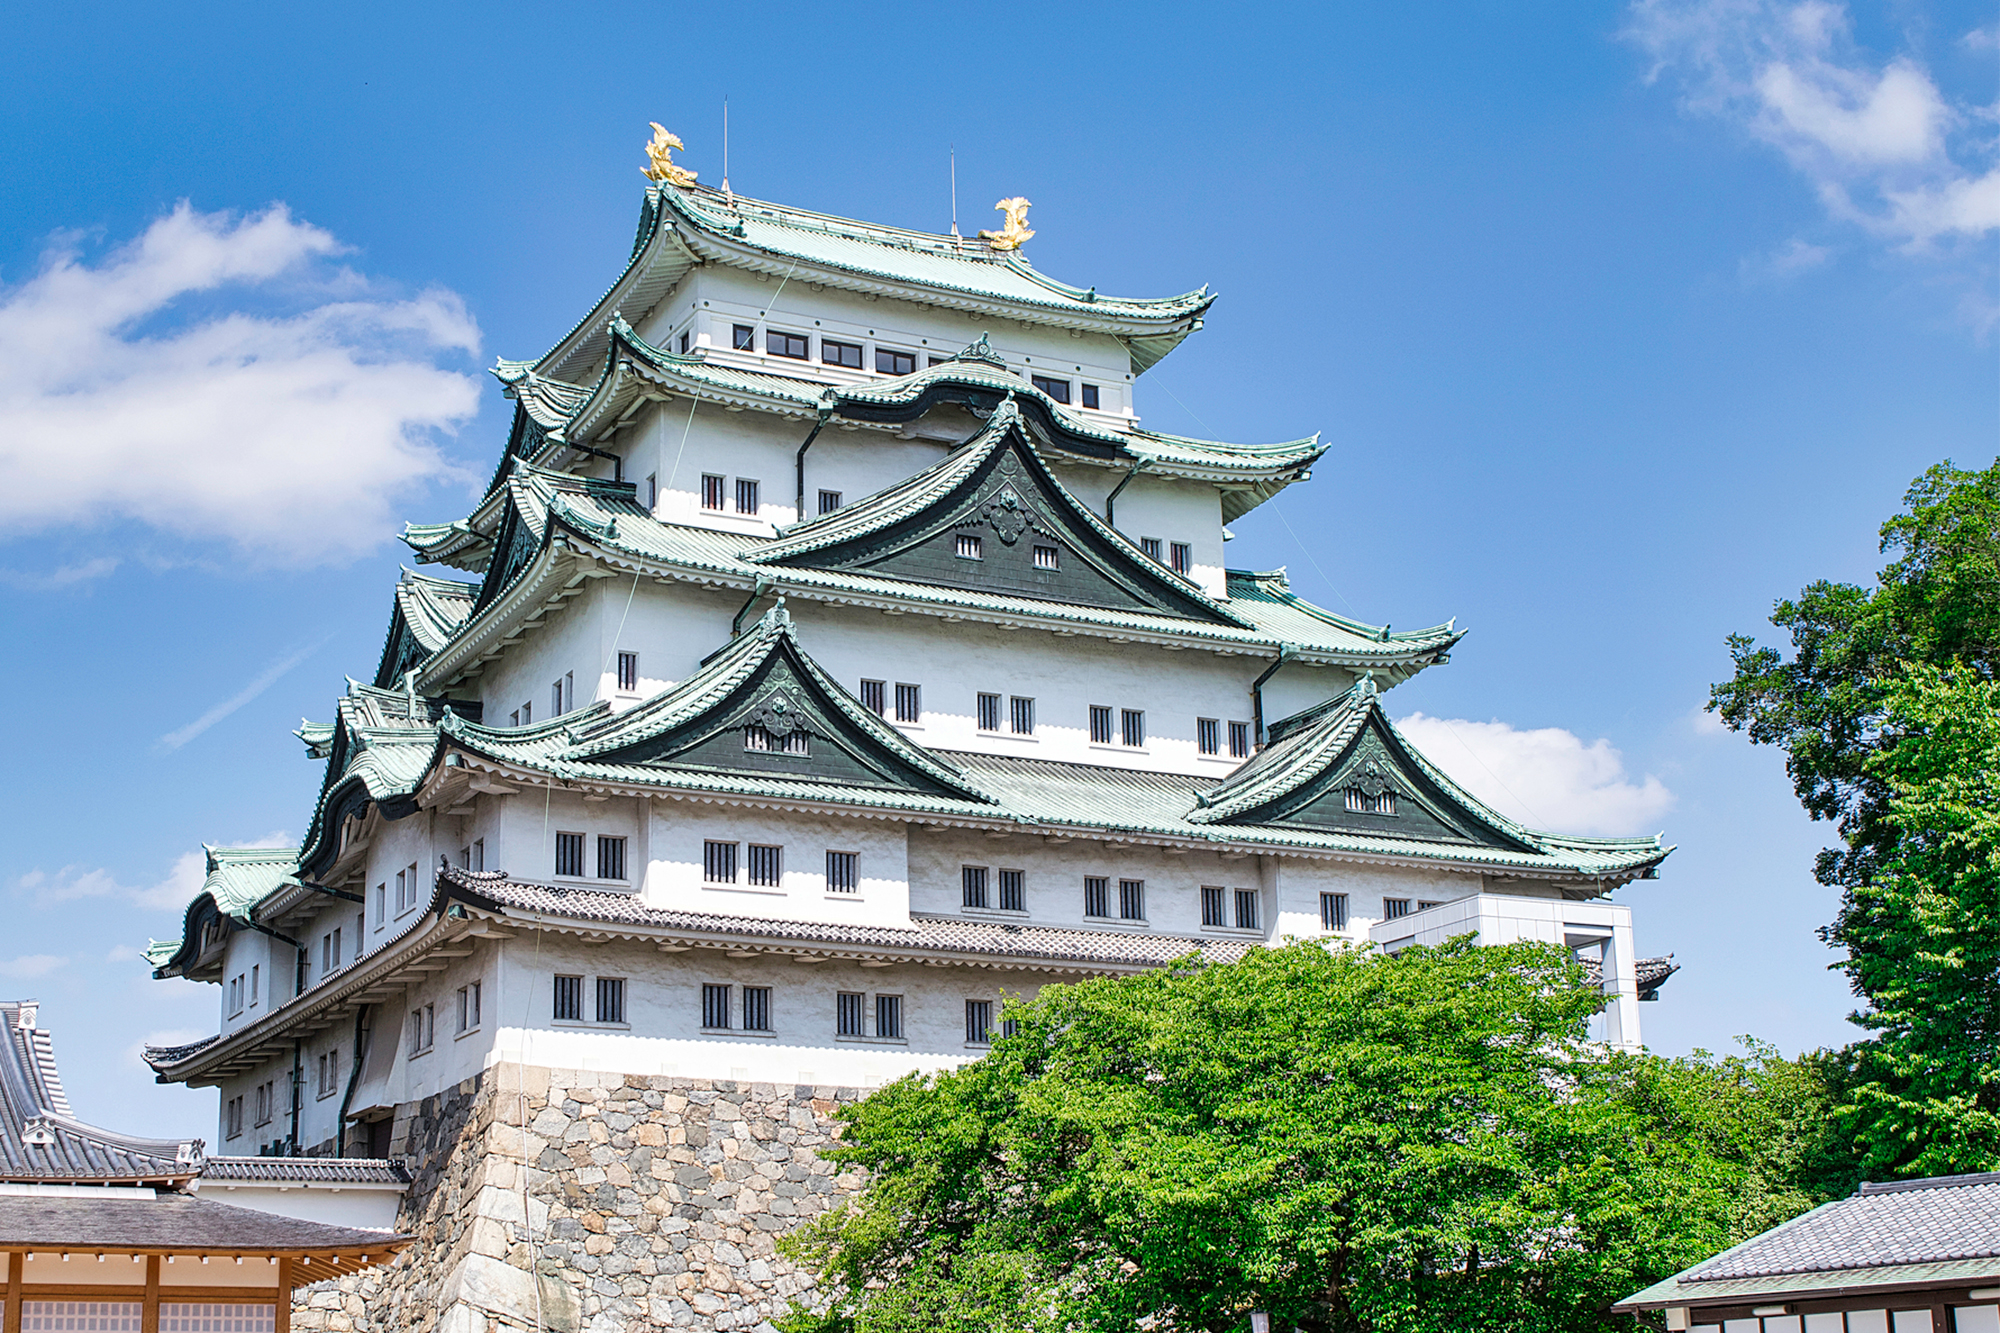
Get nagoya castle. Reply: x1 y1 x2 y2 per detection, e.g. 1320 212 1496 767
143 127 1678 1333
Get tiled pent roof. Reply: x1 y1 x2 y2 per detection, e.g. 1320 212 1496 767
201 1157 409 1185
0 1193 408 1254
392 569 477 653
0 1001 201 1184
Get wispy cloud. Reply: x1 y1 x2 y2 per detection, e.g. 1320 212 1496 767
1395 713 1676 836
1741 235 1835 282
0 955 68 980
16 832 290 912
157 636 329 750
0 202 481 566
0 556 120 591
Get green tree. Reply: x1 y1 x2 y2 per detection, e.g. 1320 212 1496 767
1839 666 2000 1174
778 941 1814 1333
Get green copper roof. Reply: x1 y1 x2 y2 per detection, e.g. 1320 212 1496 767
144 847 301 977
296 680 462 880
393 570 478 653
401 518 489 573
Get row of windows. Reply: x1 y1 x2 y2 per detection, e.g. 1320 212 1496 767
1136 536 1195 577
224 1078 283 1140
701 473 764 516
552 973 627 1024
409 981 484 1057
556 832 627 881
589 974 1013 1045
226 964 261 1017
954 531 1064 570
728 323 1108 411
853 682 1246 757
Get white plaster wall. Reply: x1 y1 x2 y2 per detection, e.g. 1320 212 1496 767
1096 472 1229 598
1269 858 1485 944
8 1252 279 1289
218 931 281 1037
193 1181 405 1231
643 804 911 930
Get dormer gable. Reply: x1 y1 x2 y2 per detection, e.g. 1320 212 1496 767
373 570 478 688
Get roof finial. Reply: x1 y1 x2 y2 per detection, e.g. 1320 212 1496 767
949 146 960 252
642 123 698 187
979 198 1033 251
721 97 733 205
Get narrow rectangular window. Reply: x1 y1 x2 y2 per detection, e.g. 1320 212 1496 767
860 679 886 715
704 840 738 884
457 845 471 869
645 473 657 509
409 1009 424 1055
472 838 484 872
826 851 858 893
468 980 481 1029
1383 898 1411 920
1122 709 1146 748
331 928 342 969
1084 875 1109 918
1118 879 1146 921
1140 536 1163 561
998 868 1024 912
555 831 585 878
596 977 626 1024
510 709 520 727
977 693 1001 731
955 532 983 560
1229 721 1251 758
1029 374 1072 403
894 682 921 723
733 323 755 351
702 474 726 510
1033 543 1059 570
821 338 863 369
965 999 993 1045
818 489 842 514
744 724 808 755
1345 787 1397 815
617 651 639 692
1198 718 1221 755
1201 885 1226 927
679 329 690 354
1081 383 1100 410
961 865 989 909
1010 696 1035 735
1418 900 1442 911
1089 705 1114 744
552 679 564 717
743 986 772 1032
597 835 627 881
250 964 259 1006
521 701 531 724
875 348 916 375
1321 892 1349 931
375 883 386 925
747 843 783 888
736 477 760 515
768 329 808 359
702 983 731 1030
456 985 470 1033
836 991 864 1036
553 974 583 1021
1234 889 1260 930
875 994 904 1039
1170 542 1193 575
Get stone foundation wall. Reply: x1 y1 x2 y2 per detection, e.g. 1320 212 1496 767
292 1064 866 1333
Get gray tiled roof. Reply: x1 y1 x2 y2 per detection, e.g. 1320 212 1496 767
0 1192 408 1253
200 1157 409 1186
1688 1173 2000 1280
1 1001 201 1184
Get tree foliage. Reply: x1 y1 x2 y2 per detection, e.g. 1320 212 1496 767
778 941 1835 1333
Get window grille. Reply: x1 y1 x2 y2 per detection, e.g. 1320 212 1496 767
1122 709 1146 747
553 975 583 1021
1170 542 1193 575
965 999 993 1044
1418 900 1442 911
819 489 842 514
1029 373 1071 403
747 844 783 888
836 991 864 1036
1002 1018 1020 1039
1345 788 1396 815
702 474 726 510
1033 543 1059 570
735 478 760 515
617 651 639 691
1140 536 1163 561
1118 879 1146 921
704 841 738 884
1234 889 1260 930
955 532 983 560
859 679 886 715
1010 696 1035 735
1089 705 1113 744
875 994 904 1039
961 865 989 909
1198 718 1221 755
826 850 858 893
998 868 1024 912
743 986 772 1032
733 324 755 350
597 836 626 881
822 338 863 369
555 831 585 878
1200 885 1226 927
702 984 731 1030
894 683 921 722
1229 721 1251 758
1081 383 1100 410
745 725 809 755
768 330 808 359
1383 898 1411 920
977 693 1001 731
26 1303 144 1331
1084 875 1109 918
162 1305 276 1332
1321 892 1349 931
596 977 625 1024
875 347 916 375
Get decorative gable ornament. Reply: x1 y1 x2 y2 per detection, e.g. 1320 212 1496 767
742 690 809 738
22 1115 56 1147
1347 754 1399 799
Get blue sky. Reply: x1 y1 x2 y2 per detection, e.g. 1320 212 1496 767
1 1 1993 1139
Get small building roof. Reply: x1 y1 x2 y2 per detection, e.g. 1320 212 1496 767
199 1157 409 1186
1615 1172 2000 1311
145 847 300 979
0 1191 407 1258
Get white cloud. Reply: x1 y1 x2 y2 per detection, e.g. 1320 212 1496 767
0 203 481 566
1742 235 1834 280
1628 0 2000 255
0 556 120 590
158 636 329 750
0 954 68 980
1394 713 1676 836
16 832 289 912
